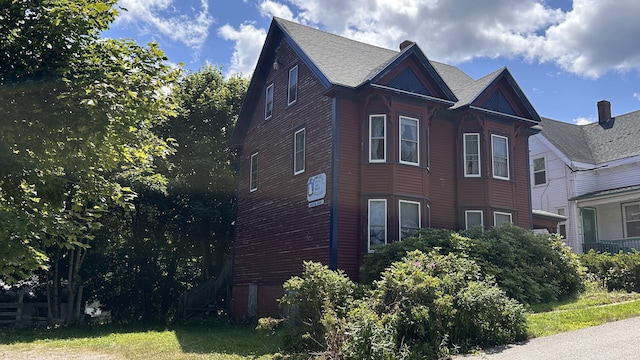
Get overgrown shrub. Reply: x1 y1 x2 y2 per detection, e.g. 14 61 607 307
277 261 355 353
580 250 640 292
361 225 585 305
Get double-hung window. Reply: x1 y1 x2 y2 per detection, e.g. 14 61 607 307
265 84 274 119
369 115 386 162
464 133 480 177
494 211 512 227
465 210 483 229
368 199 387 251
288 66 298 105
399 200 420 240
400 116 419 165
250 152 258 192
533 157 546 185
623 203 640 237
491 134 509 179
294 128 305 175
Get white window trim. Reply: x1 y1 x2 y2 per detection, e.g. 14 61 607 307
265 83 274 120
368 199 387 252
465 210 484 229
463 133 481 177
493 211 512 226
533 156 547 186
288 65 298 105
399 116 419 166
399 200 421 240
491 134 509 180
369 114 386 163
294 128 305 175
623 202 640 238
250 152 258 192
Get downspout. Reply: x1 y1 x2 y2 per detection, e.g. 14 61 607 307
329 97 339 270
526 136 534 229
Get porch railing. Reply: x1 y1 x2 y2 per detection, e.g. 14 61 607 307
583 236 640 254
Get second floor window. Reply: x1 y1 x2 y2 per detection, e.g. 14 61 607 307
464 133 480 177
250 152 258 192
400 116 419 165
288 66 298 105
399 200 420 240
533 157 546 185
369 114 386 162
294 128 305 175
491 134 509 180
265 84 274 119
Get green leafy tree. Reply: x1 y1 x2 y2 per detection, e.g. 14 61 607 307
0 0 178 324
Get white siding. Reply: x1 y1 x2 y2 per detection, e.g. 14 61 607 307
594 162 640 192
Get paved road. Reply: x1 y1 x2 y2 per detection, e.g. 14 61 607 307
455 316 640 359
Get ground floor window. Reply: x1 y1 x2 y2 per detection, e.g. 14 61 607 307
494 211 512 227
623 202 640 237
368 199 387 251
400 200 420 240
465 210 483 229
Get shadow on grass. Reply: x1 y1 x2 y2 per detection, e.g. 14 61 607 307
0 320 282 358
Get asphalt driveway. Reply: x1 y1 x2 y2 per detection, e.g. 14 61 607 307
455 316 640 359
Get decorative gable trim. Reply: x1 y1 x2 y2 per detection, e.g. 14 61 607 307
386 67 430 96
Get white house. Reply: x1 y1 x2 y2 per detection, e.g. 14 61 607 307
529 100 640 253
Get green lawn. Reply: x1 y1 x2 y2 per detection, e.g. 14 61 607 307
3 286 640 359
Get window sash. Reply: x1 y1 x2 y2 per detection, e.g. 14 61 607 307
288 66 298 105
624 203 640 237
465 210 483 229
400 116 419 165
265 84 274 119
294 128 305 174
533 157 546 185
399 200 420 240
368 199 387 252
494 211 512 227
464 133 480 177
492 135 509 179
369 115 386 162
250 152 258 192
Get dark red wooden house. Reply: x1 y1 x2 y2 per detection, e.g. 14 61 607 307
229 17 541 319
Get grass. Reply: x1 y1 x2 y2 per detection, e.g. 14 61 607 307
527 282 640 337
3 283 640 359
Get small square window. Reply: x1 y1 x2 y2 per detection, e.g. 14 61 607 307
465 210 483 229
494 211 512 227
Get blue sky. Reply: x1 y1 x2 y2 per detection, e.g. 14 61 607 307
102 0 640 124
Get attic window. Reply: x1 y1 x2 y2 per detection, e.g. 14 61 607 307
265 83 274 119
288 65 298 105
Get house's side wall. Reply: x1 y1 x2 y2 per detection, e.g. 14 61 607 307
529 135 578 250
594 161 640 192
232 39 333 319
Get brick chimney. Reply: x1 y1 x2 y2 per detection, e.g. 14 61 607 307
399 40 415 51
597 100 611 124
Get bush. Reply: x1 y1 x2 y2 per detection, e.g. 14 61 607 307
361 225 585 305
580 250 640 292
277 261 355 353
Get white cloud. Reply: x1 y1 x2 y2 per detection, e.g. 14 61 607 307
114 0 213 51
229 0 640 80
218 22 267 77
573 116 595 125
634 92 640 101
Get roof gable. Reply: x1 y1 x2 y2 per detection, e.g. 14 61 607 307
481 88 516 116
386 67 430 96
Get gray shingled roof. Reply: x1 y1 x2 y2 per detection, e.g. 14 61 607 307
275 17 489 106
540 110 640 164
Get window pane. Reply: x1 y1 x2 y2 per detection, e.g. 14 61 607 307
250 153 258 191
400 117 418 164
265 85 273 119
466 211 483 229
533 157 545 171
294 129 305 174
533 157 546 185
494 212 512 227
464 134 480 176
625 204 640 237
370 116 385 161
492 135 508 178
369 200 386 249
400 201 420 240
288 66 298 104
